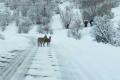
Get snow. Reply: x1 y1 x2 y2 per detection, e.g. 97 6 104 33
111 4 120 28
24 47 61 80
72 8 83 22
22 2 120 80
0 3 13 15
53 30 120 80
51 13 120 80
59 1 72 11
0 3 6 12
3 23 18 35
0 4 33 78
0 22 32 76
1 1 120 80
50 14 63 30
29 25 38 35
0 23 29 52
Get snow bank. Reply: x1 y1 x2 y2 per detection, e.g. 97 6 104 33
52 28 120 80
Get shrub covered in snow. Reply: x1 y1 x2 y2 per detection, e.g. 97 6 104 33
92 15 115 44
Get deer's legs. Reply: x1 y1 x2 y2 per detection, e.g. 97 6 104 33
43 42 45 47
41 42 42 47
47 42 49 46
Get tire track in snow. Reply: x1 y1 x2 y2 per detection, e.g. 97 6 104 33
24 47 62 80
0 36 37 80
10 47 38 80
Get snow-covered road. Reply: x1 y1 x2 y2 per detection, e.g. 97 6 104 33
24 47 61 80
10 47 37 80
0 34 62 80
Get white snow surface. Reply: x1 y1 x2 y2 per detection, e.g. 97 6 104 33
50 13 120 80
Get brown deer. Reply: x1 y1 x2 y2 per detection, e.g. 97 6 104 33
43 36 51 46
37 35 51 47
37 37 44 47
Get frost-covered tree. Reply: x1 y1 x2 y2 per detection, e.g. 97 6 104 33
4 0 54 34
60 6 73 29
18 17 32 33
28 0 53 26
35 0 54 34
0 8 11 31
73 0 117 21
27 2 43 24
5 0 20 10
92 15 114 44
68 20 82 39
68 11 83 39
